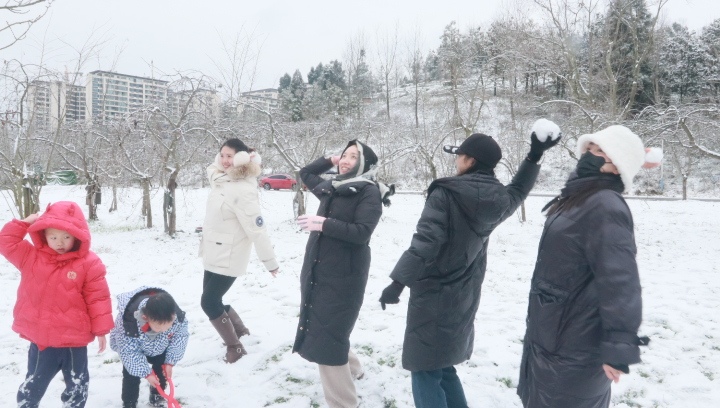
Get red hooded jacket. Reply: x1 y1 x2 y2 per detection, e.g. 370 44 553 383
0 201 113 349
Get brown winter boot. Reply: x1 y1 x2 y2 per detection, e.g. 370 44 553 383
226 306 250 337
210 312 247 363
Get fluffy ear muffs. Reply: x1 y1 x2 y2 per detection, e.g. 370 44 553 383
642 147 663 169
250 152 262 165
214 153 222 168
233 151 251 167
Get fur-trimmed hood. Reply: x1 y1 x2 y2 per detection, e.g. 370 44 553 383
207 151 262 184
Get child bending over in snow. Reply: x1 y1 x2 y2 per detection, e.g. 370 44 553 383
110 286 189 408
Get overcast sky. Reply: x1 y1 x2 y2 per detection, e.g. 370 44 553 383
4 0 719 90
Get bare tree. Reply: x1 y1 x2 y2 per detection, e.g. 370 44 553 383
149 74 217 236
376 23 399 120
0 0 52 51
404 26 425 128
210 28 262 104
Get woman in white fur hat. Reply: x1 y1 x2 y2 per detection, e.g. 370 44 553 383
517 125 658 408
199 138 279 363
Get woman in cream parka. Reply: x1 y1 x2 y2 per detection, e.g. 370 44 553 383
200 138 279 363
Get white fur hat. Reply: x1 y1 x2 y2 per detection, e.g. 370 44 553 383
576 125 647 193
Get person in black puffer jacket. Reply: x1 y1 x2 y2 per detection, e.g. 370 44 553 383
517 125 659 408
293 140 393 408
380 120 562 408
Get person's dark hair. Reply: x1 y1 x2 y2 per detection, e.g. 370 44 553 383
543 175 623 217
457 157 495 176
141 292 176 323
221 138 255 154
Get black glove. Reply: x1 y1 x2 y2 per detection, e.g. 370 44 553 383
527 131 562 163
379 281 405 310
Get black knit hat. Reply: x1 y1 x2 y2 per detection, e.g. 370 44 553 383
337 139 378 178
443 133 502 170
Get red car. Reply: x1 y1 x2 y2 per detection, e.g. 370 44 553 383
259 174 298 190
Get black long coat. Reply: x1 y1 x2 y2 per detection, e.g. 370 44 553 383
292 157 382 366
517 181 643 408
390 160 540 372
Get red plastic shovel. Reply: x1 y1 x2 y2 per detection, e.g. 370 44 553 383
154 378 182 408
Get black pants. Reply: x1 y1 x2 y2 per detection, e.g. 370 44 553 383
201 270 237 320
121 352 167 405
18 343 89 408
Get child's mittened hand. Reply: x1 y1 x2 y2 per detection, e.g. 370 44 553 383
22 213 39 224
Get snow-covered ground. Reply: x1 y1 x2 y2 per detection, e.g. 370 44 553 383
0 185 717 407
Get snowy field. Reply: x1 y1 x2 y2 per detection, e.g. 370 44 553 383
0 185 718 408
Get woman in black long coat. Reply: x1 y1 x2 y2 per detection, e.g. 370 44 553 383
293 140 388 408
380 121 562 408
517 125 658 408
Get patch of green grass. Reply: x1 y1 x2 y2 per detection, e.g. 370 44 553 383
263 396 289 406
358 344 374 355
616 388 645 407
383 398 398 408
497 377 514 388
378 355 397 367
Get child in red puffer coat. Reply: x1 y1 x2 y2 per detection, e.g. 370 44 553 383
0 201 113 408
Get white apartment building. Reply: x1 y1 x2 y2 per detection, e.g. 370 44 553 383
86 70 168 121
26 80 86 132
238 88 279 114
168 87 221 121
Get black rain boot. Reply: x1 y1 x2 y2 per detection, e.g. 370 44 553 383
149 386 164 407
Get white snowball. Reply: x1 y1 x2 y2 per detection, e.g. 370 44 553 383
531 119 561 142
645 147 663 163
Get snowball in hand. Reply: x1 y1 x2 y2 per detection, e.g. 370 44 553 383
642 147 664 169
531 119 561 142
645 147 663 164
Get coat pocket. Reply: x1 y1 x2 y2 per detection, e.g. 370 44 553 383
532 279 569 306
528 278 570 352
203 230 234 269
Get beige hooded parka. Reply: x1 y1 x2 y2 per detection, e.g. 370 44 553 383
200 151 278 276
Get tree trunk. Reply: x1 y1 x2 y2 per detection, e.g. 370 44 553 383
293 171 306 217
520 202 527 222
14 172 40 218
385 74 391 120
85 176 100 221
293 190 306 218
414 82 419 128
682 176 688 200
164 169 179 236
142 178 152 228
109 184 118 212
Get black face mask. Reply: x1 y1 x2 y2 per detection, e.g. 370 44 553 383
576 151 607 178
